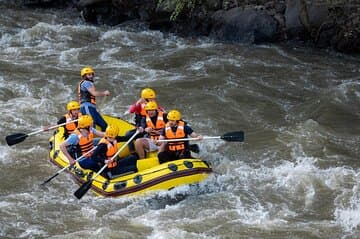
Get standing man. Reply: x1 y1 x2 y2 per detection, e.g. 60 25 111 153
78 66 109 131
157 110 203 164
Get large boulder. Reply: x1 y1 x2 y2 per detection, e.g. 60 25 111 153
285 0 329 40
331 13 360 53
210 7 278 43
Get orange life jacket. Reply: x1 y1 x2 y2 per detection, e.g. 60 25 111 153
146 111 165 140
165 121 186 151
98 137 118 168
64 113 81 134
139 99 161 116
78 79 96 105
140 102 147 117
73 128 94 156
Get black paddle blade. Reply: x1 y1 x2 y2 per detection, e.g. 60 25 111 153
74 180 93 199
189 144 200 153
40 173 59 186
221 131 244 142
5 133 28 146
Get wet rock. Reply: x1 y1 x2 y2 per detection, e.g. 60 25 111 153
332 14 360 53
285 0 329 40
210 8 278 44
20 0 359 54
78 0 130 25
77 0 108 8
23 0 74 7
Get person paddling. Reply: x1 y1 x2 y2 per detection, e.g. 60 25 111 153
92 125 139 178
127 88 165 133
59 115 105 170
44 101 81 139
157 110 203 164
134 101 168 159
89 124 120 176
123 88 165 148
78 66 109 131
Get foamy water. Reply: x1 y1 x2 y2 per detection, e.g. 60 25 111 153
0 3 359 239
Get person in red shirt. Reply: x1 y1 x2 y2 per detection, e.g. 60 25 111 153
134 101 168 159
128 88 165 127
124 88 165 147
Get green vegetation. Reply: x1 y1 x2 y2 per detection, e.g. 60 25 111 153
158 0 202 20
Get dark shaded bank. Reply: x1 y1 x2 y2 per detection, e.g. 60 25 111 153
22 0 360 54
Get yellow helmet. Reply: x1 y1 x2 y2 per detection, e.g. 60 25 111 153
141 88 156 99
66 101 80 111
105 125 119 138
145 101 158 111
167 110 181 121
80 67 95 77
78 115 93 128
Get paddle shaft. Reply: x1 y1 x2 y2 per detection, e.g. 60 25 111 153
157 136 219 142
91 131 139 180
29 119 79 136
41 146 98 185
74 130 139 199
157 131 244 143
6 119 80 146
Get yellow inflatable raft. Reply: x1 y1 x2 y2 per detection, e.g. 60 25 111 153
48 115 212 198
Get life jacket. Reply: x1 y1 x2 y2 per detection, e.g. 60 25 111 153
78 79 96 105
139 100 161 117
98 137 118 168
73 128 94 156
165 121 186 151
139 102 147 117
145 111 165 140
64 113 81 134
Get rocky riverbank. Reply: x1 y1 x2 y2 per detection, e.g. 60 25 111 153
22 0 360 54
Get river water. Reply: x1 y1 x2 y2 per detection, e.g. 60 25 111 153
0 3 360 239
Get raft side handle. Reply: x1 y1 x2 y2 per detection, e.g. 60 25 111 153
168 163 178 172
183 161 193 169
114 181 127 191
133 174 143 184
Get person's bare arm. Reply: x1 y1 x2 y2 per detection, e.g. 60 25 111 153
59 141 76 165
87 85 110 97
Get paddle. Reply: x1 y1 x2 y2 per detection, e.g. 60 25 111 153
40 146 98 186
5 119 78 146
74 130 140 199
157 131 244 143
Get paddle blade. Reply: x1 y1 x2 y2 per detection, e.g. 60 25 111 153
5 133 28 146
220 131 244 142
40 173 59 186
74 180 93 199
189 144 200 153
